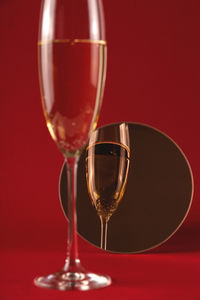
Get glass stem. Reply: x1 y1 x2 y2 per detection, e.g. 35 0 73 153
100 216 108 250
63 156 82 273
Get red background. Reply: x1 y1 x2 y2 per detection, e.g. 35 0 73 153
1 0 200 299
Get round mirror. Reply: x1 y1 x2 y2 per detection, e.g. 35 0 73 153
59 123 193 253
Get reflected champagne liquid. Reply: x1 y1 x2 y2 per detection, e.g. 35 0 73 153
86 142 130 222
38 39 106 154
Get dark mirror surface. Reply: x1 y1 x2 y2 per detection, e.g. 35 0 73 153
59 123 193 253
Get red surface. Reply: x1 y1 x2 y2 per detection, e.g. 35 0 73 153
1 0 200 299
1 229 200 300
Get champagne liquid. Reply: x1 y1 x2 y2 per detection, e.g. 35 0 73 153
86 142 130 222
38 39 107 155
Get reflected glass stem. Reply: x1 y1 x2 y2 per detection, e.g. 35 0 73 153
100 216 108 250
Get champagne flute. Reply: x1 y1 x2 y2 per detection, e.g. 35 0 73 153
34 0 111 291
86 123 130 250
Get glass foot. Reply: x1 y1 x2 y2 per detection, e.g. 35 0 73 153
34 269 111 291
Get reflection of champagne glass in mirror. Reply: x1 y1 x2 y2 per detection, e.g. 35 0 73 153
34 0 111 291
86 123 130 250
59 122 193 254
